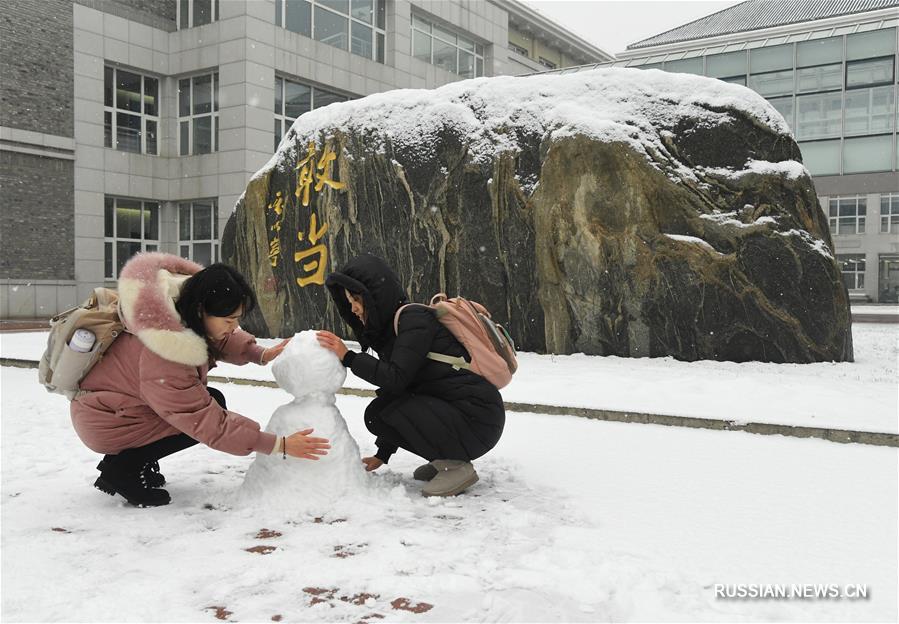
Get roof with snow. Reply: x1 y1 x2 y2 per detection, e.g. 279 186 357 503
627 0 899 50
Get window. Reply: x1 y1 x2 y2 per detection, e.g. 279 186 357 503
796 91 842 140
750 44 793 73
846 56 895 89
277 0 386 62
104 197 160 279
509 41 528 57
878 254 899 302
748 69 794 97
844 85 894 136
881 193 899 233
837 254 866 290
797 63 842 93
179 200 219 266
411 14 485 78
538 57 557 70
768 96 794 128
663 57 703 75
705 51 746 78
800 139 840 175
178 73 219 156
828 196 866 235
843 134 892 173
797 36 842 67
274 76 349 150
104 67 159 155
846 28 896 61
178 0 220 29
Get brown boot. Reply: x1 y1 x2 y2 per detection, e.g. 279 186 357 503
421 460 478 497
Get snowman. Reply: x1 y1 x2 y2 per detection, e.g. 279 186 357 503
237 330 369 513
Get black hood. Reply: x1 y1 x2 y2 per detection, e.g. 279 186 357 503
325 254 409 350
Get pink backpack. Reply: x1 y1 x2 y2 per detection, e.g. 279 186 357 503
393 293 517 389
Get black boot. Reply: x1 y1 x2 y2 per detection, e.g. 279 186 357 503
142 461 166 488
98 459 167 488
94 462 170 507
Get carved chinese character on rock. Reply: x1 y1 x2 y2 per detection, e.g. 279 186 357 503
295 212 329 287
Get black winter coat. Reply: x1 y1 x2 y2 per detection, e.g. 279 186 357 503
326 254 505 462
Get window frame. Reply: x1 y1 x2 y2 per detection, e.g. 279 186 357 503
273 75 351 150
845 55 896 90
410 13 486 78
277 0 387 63
104 196 161 280
828 195 867 235
178 73 220 156
881 193 899 233
177 0 221 30
103 66 160 156
178 199 220 266
837 253 866 290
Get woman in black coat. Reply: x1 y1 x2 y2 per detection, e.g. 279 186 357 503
316 253 505 497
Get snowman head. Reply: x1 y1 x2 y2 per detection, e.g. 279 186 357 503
271 330 347 398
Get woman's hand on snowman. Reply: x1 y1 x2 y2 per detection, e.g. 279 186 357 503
261 338 291 364
315 330 349 360
361 456 383 472
285 428 331 460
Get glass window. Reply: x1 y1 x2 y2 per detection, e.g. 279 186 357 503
105 67 158 155
276 0 282 26
314 5 348 50
413 28 431 62
844 85 895 136
846 57 895 89
284 80 311 117
828 197 867 234
116 70 141 113
313 86 347 109
878 253 899 302
178 0 220 29
351 21 373 57
663 57 703 74
179 73 218 156
104 197 161 279
797 36 842 67
706 51 745 78
797 63 842 93
837 254 866 289
750 44 793 73
799 139 841 176
843 134 892 174
351 0 371 23
768 96 794 128
433 37 457 73
319 0 348 12
796 92 842 140
846 27 897 61
285 0 311 37
748 69 794 97
178 200 219 266
881 194 899 233
410 14 485 78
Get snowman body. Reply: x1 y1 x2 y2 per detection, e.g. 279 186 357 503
237 331 368 513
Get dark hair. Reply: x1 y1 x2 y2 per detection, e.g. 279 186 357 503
175 264 257 341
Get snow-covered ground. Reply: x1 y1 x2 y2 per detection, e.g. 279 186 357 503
3 323 897 433
1 363 896 622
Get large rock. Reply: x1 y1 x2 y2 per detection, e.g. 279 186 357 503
222 68 853 363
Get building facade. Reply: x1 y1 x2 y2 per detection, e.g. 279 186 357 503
0 0 611 319
582 0 898 303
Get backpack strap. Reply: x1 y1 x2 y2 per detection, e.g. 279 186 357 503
393 303 432 335
425 351 471 371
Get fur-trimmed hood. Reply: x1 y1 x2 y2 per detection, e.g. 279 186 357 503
117 252 208 367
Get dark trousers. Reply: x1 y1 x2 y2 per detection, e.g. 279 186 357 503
101 387 226 473
363 392 503 464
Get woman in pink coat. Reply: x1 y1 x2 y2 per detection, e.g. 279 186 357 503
71 252 330 507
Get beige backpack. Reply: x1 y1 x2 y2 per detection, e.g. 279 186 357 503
38 287 124 399
393 293 517 389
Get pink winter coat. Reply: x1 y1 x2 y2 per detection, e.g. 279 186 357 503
70 253 277 456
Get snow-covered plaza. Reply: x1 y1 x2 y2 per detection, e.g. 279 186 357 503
1 323 896 622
